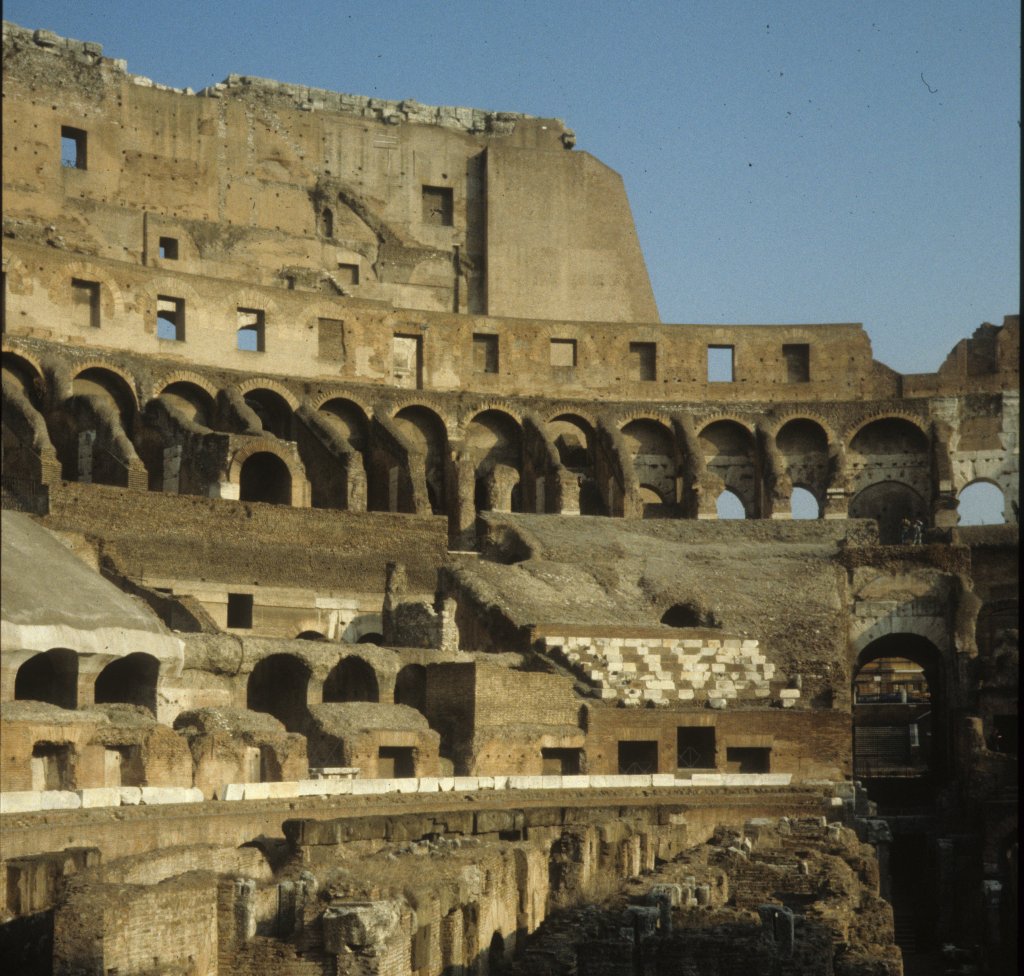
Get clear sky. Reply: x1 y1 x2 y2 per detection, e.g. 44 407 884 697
4 0 1019 374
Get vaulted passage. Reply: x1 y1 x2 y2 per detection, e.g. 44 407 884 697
15 649 78 709
247 654 311 732
239 452 292 504
94 653 160 715
323 656 379 703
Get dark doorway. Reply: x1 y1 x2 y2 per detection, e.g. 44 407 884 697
94 653 160 715
15 649 78 709
323 657 379 703
617 740 658 774
239 452 292 504
378 746 415 778
247 654 311 732
725 747 770 773
677 727 716 769
541 748 582 775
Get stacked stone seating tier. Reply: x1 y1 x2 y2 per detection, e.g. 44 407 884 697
543 635 796 707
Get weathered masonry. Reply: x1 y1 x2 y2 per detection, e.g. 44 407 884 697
0 20 1018 976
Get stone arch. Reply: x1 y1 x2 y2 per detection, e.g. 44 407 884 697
152 371 219 403
700 420 757 516
845 413 929 448
238 451 293 505
467 409 522 513
319 397 370 450
323 656 380 703
547 413 593 472
309 387 375 417
233 378 300 412
94 652 160 715
790 485 821 519
715 488 747 519
777 417 830 506
957 479 1006 525
2 350 47 408
621 418 676 509
394 404 449 513
157 380 217 429
247 654 312 732
228 441 308 506
850 481 927 544
394 663 427 713
296 630 328 641
71 364 139 428
238 387 294 440
15 649 79 709
853 633 947 786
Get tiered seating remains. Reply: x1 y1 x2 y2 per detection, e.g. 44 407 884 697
543 634 795 706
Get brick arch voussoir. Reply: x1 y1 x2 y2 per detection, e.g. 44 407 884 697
695 413 757 439
309 387 376 419
850 615 951 661
543 405 598 430
228 289 282 319
461 400 524 434
769 412 837 443
227 438 308 486
390 399 455 444
54 260 127 318
843 411 931 450
69 360 142 413
150 370 220 404
1 344 47 390
616 410 675 433
232 377 301 411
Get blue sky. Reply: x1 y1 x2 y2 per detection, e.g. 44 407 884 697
5 1 1019 374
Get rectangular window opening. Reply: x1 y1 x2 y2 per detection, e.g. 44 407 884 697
677 727 716 770
617 740 659 775
541 747 582 775
158 237 179 260
378 746 416 778
156 296 185 342
318 317 346 362
31 743 73 791
237 308 265 353
422 185 454 226
707 345 734 383
71 278 100 329
227 593 254 629
337 262 360 286
472 333 499 373
783 343 810 383
725 746 770 774
61 126 87 169
550 338 577 368
393 333 423 390
629 341 657 381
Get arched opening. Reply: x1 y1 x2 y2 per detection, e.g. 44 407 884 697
356 632 383 645
319 398 368 450
660 604 703 628
94 653 160 715
467 410 521 513
548 415 592 471
777 419 829 503
394 664 426 713
700 420 756 517
621 419 676 508
790 486 820 519
247 654 311 732
15 649 78 709
639 484 670 518
957 480 1006 525
488 931 505 967
715 488 746 519
394 405 449 514
296 630 327 641
243 389 292 439
159 382 215 429
1 352 45 410
850 482 926 544
853 634 944 810
72 367 136 430
239 451 292 504
311 398 369 511
323 657 379 703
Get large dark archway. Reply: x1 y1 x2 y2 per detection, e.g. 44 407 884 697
239 451 292 504
850 482 926 544
323 657 380 703
15 649 79 709
394 664 426 713
247 654 311 732
94 653 160 715
853 634 945 809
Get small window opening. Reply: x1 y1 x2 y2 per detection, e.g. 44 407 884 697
473 333 499 373
322 208 334 238
158 237 179 260
422 185 454 226
677 727 716 769
617 740 659 774
61 126 87 169
237 308 265 352
783 343 810 382
71 278 100 329
550 338 577 367
337 262 360 286
318 317 346 361
725 746 770 773
707 345 734 382
629 342 656 381
156 296 185 342
227 593 254 629
541 747 582 775
378 746 415 778
31 743 73 791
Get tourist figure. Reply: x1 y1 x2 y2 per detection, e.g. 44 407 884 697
912 518 924 544
899 518 911 544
